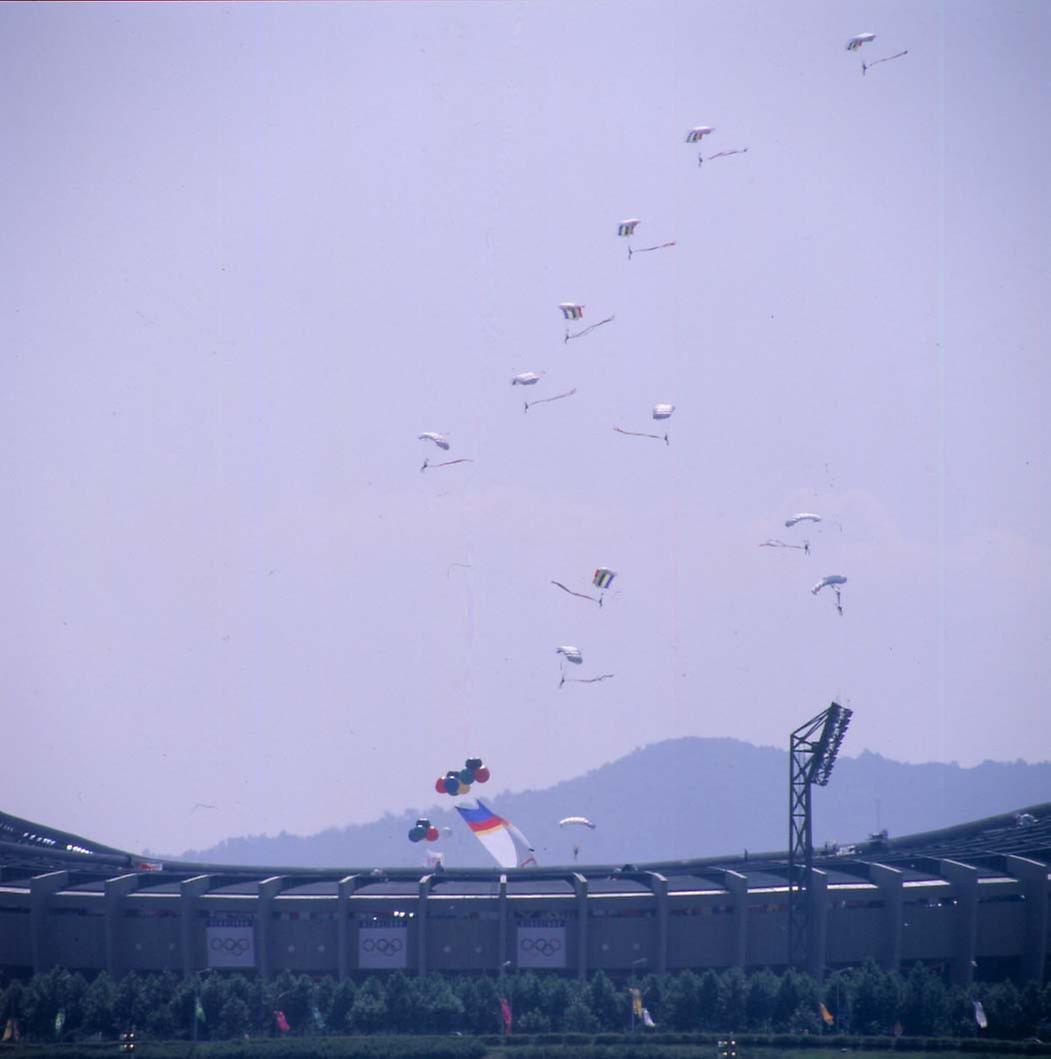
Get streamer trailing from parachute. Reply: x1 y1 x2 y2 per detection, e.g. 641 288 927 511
455 798 537 868
525 387 577 413
759 539 810 553
551 567 616 607
614 404 674 445
700 148 749 167
421 457 474 473
617 218 676 259
559 303 614 343
685 125 715 165
555 646 613 688
812 575 848 616
863 49 908 75
435 758 491 797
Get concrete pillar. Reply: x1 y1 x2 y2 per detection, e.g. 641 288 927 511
179 876 211 975
940 859 978 986
104 874 140 977
256 876 285 979
1005 856 1048 984
806 868 829 981
30 871 69 974
723 870 748 969
337 875 361 980
572 873 588 979
649 873 669 975
497 874 508 975
417 875 433 976
868 863 904 973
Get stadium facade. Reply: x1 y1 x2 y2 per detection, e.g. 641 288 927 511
1 805 1048 984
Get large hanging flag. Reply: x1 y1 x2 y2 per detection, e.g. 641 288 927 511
642 1008 657 1029
499 997 513 1035
974 1000 988 1030
819 1002 835 1025
455 798 537 869
194 998 205 1024
629 987 643 1018
54 1010 66 1037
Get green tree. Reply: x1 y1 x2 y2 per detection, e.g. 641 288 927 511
218 995 252 1039
417 973 464 1033
719 967 748 1029
851 959 899 1035
745 969 779 1030
516 1007 553 1033
348 977 387 1033
667 969 703 1031
587 970 624 1030
81 971 117 1037
562 996 598 1033
327 979 358 1033
901 962 947 1036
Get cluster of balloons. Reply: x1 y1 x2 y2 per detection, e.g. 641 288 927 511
434 757 491 796
408 817 440 843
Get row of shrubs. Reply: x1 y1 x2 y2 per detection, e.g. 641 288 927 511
2 960 1050 1043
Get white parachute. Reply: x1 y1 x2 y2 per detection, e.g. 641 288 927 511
511 372 544 386
812 574 848 616
555 645 583 664
785 513 821 528
418 432 450 450
559 816 597 862
846 32 876 51
652 404 675 420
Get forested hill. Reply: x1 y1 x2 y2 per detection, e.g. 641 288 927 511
177 737 1051 868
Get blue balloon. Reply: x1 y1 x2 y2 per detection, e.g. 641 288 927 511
444 776 460 795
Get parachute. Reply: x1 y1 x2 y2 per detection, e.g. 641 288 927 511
846 32 876 51
617 219 641 238
511 372 544 386
555 645 583 664
559 303 584 321
652 404 675 420
812 575 847 616
685 126 714 143
559 816 597 862
785 513 821 528
455 798 537 868
551 567 616 607
418 432 450 450
555 646 613 688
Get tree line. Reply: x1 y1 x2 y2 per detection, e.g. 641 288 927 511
2 962 1050 1043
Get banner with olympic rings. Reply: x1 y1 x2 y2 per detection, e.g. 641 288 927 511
358 925 408 969
206 917 255 968
516 925 566 968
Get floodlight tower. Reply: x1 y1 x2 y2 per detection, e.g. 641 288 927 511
787 702 853 968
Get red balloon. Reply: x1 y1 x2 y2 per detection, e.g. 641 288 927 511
475 766 490 783
426 826 439 842
435 777 446 794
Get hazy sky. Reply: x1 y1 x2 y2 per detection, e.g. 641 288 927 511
4 1 1049 857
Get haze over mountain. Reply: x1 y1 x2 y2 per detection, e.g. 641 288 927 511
174 738 1051 869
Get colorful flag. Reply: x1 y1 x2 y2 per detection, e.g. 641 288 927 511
3 1018 19 1042
499 997 512 1034
194 998 206 1023
275 1010 290 1034
54 1009 66 1036
820 1002 835 1025
974 1000 988 1030
312 1005 324 1031
642 1007 657 1028
455 799 537 869
629 987 643 1018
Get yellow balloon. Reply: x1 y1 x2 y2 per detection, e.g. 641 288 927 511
458 783 471 794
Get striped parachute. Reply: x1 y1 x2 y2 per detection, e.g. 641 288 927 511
559 303 584 321
685 126 714 143
618 219 641 237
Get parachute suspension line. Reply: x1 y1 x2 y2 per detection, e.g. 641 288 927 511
525 388 577 412
564 316 615 343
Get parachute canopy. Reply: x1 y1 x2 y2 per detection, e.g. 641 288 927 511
685 126 714 143
559 303 584 320
511 372 544 386
592 568 616 590
618 219 641 237
418 432 450 450
785 512 821 528
455 798 536 869
559 816 596 830
652 403 675 420
846 32 876 50
555 645 583 664
811 575 847 595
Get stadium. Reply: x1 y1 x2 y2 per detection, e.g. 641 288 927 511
3 801 1048 986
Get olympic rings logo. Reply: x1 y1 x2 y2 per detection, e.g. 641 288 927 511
210 937 251 955
520 937 562 957
362 938 403 955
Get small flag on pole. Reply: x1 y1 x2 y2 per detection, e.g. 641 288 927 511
499 997 512 1035
642 1007 657 1028
275 1010 290 1034
820 1001 835 1025
194 998 205 1023
54 1009 66 1037
974 1000 988 1029
629 987 643 1018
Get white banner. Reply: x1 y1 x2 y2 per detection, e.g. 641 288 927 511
358 925 408 969
206 918 255 968
517 924 566 968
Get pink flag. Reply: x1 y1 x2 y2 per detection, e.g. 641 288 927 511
499 997 512 1035
274 1010 290 1034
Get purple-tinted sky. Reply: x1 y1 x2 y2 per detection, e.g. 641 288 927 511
3 2 1049 856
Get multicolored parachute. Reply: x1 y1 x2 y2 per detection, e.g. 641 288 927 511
685 126 714 143
435 758 491 797
455 798 537 868
559 303 584 321
617 219 641 237
593 567 616 590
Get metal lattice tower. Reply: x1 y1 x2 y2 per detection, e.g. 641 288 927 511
787 702 853 968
